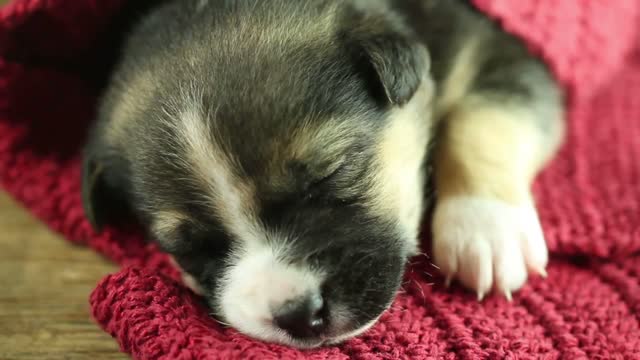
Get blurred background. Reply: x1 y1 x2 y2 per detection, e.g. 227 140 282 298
0 5 124 359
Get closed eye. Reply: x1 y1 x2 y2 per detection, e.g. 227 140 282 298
307 161 347 190
303 161 364 205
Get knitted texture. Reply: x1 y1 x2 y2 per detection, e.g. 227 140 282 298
1 0 640 359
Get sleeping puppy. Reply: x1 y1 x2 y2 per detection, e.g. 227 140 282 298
82 0 564 348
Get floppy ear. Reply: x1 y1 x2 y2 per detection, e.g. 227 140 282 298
81 152 109 233
342 8 430 106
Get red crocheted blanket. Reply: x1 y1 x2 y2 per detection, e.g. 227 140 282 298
1 0 640 359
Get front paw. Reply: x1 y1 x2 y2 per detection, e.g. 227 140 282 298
432 196 548 300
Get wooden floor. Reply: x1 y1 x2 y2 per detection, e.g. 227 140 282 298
0 192 127 360
1 0 124 358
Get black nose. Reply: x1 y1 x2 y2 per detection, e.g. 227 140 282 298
273 292 327 339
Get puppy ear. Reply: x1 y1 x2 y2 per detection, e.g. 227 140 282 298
342 8 430 106
81 152 109 233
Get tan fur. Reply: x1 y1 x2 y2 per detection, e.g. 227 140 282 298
434 96 563 205
368 75 434 251
274 120 354 185
434 33 485 118
171 95 265 248
286 121 353 162
106 69 155 145
152 210 189 240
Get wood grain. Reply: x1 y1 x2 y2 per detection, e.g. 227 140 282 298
0 192 128 360
0 1 126 358
2 0 130 357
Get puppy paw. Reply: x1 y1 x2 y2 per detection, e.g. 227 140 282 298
432 196 548 300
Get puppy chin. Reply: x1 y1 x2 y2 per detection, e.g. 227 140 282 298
278 313 382 349
227 317 380 349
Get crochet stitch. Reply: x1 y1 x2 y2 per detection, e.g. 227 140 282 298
1 0 639 359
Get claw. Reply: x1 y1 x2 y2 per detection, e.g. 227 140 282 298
504 290 513 302
538 267 548 278
477 291 486 302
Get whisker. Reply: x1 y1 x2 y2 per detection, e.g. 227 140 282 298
413 278 426 302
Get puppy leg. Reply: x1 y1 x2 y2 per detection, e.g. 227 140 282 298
432 88 564 300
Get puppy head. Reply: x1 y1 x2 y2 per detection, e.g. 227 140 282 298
83 1 433 348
